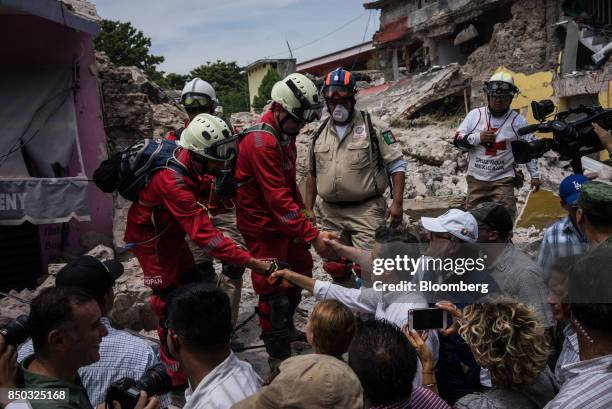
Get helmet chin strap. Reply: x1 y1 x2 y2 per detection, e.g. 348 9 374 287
277 111 300 137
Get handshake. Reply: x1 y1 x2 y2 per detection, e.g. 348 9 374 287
311 230 342 260
261 231 343 287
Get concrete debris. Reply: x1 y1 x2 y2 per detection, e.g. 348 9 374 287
60 0 101 23
230 111 261 132
0 245 157 332
404 196 466 219
357 64 470 123
396 124 462 166
454 24 479 46
462 0 562 105
87 244 115 260
108 257 157 331
96 52 187 155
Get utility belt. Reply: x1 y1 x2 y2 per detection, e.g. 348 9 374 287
323 194 382 207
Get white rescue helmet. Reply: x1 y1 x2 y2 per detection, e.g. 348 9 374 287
180 113 237 161
181 78 218 112
271 73 323 123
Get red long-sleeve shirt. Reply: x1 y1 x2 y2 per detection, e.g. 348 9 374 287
234 110 318 241
125 148 251 288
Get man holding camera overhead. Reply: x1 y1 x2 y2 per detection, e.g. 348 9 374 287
453 71 541 219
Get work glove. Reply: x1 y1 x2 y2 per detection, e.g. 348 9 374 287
264 261 293 287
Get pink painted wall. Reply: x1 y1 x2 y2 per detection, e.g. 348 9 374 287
0 14 113 266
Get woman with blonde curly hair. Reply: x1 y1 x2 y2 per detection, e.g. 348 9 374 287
452 297 559 409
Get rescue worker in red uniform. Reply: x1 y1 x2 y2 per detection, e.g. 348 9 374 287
125 113 270 385
234 73 339 368
166 78 246 328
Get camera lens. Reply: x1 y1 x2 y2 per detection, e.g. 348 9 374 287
0 315 29 346
137 363 172 397
511 140 550 163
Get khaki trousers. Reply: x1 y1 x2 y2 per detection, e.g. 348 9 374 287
466 175 517 220
187 209 246 327
317 196 386 286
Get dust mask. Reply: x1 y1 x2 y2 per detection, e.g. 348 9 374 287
332 105 350 123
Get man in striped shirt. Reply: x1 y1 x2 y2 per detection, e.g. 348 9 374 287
537 174 589 276
545 248 612 409
165 285 261 409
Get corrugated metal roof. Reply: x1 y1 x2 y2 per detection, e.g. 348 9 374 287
297 42 374 71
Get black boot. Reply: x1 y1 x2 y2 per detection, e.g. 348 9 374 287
261 329 291 372
287 295 307 343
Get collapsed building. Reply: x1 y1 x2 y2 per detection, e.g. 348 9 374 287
363 0 612 119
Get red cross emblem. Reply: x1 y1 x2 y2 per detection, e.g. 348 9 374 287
485 140 507 156
483 127 507 156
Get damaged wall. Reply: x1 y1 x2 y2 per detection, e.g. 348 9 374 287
95 52 187 155
462 0 563 105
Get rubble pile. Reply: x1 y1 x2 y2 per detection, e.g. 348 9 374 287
462 0 562 104
95 52 187 155
229 111 260 132
358 64 470 123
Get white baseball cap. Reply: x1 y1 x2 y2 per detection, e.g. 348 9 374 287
421 209 478 243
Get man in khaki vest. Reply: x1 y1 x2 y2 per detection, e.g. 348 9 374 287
305 68 406 286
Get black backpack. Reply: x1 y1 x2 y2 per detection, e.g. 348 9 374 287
93 139 188 202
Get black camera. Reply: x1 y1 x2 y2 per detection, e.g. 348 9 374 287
0 315 29 346
512 100 610 173
105 363 171 409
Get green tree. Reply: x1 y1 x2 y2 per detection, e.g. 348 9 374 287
190 60 249 115
94 19 165 79
252 68 281 110
156 73 189 90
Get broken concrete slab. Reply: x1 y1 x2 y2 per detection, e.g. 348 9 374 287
96 52 187 154
357 64 470 123
404 196 466 219
454 24 479 46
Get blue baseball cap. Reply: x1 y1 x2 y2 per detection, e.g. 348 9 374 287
559 174 589 205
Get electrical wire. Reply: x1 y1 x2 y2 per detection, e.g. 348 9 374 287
265 11 367 59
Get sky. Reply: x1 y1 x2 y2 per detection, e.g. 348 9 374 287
94 0 380 75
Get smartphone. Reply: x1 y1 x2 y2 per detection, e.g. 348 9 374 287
408 307 448 331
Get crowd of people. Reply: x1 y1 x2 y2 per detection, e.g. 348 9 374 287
0 66 611 409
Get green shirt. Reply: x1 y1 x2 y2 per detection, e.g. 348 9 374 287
598 235 612 249
19 355 93 409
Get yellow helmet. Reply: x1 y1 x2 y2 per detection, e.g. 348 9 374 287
484 71 518 96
